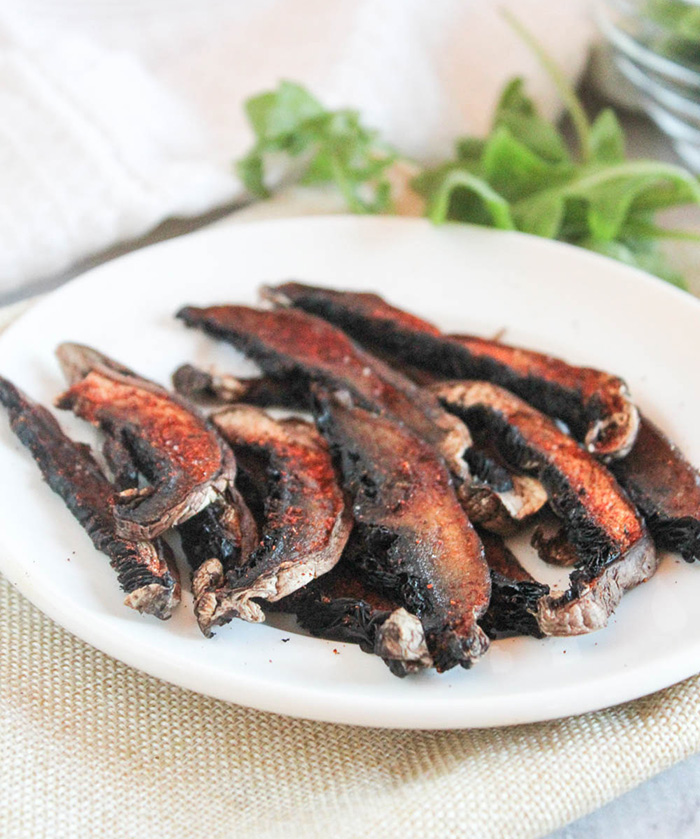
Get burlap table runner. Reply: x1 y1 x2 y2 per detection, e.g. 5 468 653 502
2 253 700 839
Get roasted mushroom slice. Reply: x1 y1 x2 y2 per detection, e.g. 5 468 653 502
461 443 547 534
434 381 658 636
186 406 351 635
531 521 581 567
288 532 546 663
176 304 470 478
613 415 700 562
102 433 140 493
447 335 639 461
537 541 658 636
172 363 306 410
177 491 260 635
0 376 180 619
313 388 491 671
277 563 433 677
54 343 237 541
267 282 639 460
173 361 547 535
478 531 549 640
178 496 258 575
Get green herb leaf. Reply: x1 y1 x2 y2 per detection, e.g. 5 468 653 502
584 162 700 240
235 80 396 212
245 82 324 139
512 192 565 239
425 169 516 229
237 152 268 198
481 125 572 201
235 32 700 287
589 109 626 163
456 137 487 162
501 10 593 162
493 78 571 163
508 160 700 243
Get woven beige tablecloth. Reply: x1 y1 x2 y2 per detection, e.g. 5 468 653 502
2 220 700 839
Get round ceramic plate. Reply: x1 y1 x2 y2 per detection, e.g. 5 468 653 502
0 216 698 730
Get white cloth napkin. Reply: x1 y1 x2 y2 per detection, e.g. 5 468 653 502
0 0 594 294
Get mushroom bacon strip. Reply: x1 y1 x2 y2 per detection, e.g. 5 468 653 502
171 356 548 537
478 531 549 640
612 416 700 562
277 563 433 678
176 305 470 479
173 364 547 534
171 361 547 534
266 282 639 460
177 494 260 636
461 441 547 534
434 381 658 636
448 335 639 461
186 406 352 635
172 363 306 410
285 532 544 672
54 343 238 541
313 388 491 672
0 376 180 619
79 372 261 628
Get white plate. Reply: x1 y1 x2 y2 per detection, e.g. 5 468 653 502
0 216 699 730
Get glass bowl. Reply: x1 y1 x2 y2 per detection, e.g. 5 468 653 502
598 0 700 169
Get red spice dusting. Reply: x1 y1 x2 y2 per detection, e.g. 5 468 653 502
66 372 222 484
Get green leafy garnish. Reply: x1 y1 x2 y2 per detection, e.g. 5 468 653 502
236 35 700 287
414 75 700 289
237 81 396 213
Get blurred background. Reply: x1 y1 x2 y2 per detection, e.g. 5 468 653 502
3 0 698 302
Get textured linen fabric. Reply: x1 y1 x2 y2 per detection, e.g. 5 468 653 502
2 568 700 839
0 0 594 292
1 280 700 839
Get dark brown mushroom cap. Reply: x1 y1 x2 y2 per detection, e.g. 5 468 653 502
55 342 236 541
0 375 180 618
176 304 471 477
266 282 639 460
313 387 491 671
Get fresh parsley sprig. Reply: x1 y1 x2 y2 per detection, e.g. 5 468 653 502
236 61 700 287
237 81 396 214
